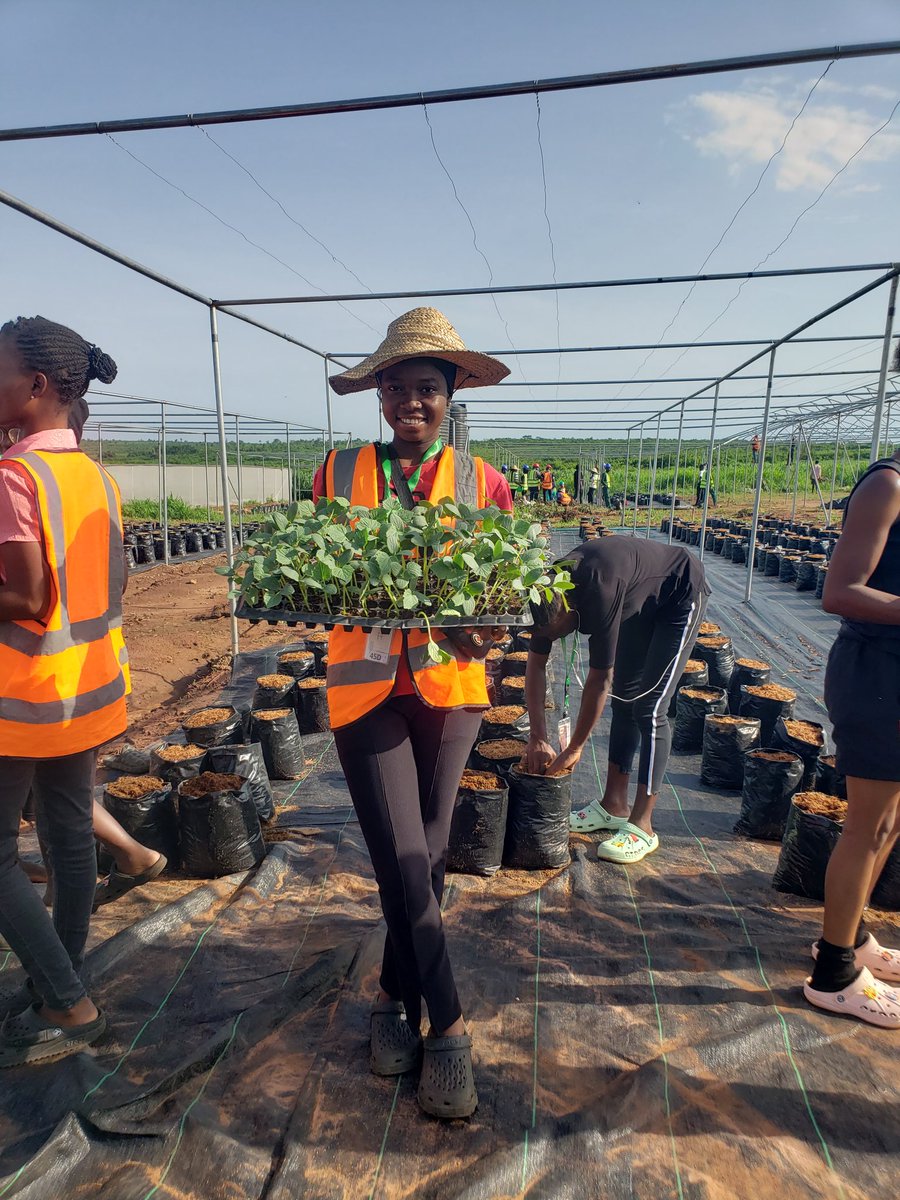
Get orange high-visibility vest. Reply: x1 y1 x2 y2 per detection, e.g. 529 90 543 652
0 449 130 758
323 443 490 728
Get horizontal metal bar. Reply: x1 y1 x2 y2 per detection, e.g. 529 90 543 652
3 43 898 143
214 261 896 307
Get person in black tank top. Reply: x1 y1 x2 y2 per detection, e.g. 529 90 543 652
803 428 900 1029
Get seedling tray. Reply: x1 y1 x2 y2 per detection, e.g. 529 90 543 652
235 600 533 632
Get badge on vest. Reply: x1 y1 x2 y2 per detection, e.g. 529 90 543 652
558 717 571 751
364 628 393 665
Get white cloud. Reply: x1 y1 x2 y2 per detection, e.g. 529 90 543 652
676 83 900 192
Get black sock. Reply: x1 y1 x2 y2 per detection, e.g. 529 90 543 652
854 920 868 950
810 938 860 992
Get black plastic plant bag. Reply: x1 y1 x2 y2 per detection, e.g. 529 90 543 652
699 715 761 790
794 560 818 592
470 738 527 779
693 638 735 690
815 755 847 800
250 708 306 780
815 567 827 600
499 678 527 707
101 743 152 774
728 661 771 712
178 777 266 877
672 687 728 753
181 705 244 749
772 717 826 791
150 743 207 788
734 750 804 840
309 641 329 676
503 764 571 870
295 680 330 734
276 643 313 680
447 775 509 877
253 676 296 710
102 780 179 867
500 654 530 680
772 798 843 901
738 687 795 745
668 660 708 718
203 742 274 823
479 707 530 743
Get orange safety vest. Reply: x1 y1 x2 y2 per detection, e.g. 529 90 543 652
541 470 553 489
323 443 490 729
0 449 130 758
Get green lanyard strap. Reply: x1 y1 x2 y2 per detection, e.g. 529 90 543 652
380 439 443 499
561 634 579 720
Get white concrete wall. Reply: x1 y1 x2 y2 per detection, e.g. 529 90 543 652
105 464 292 505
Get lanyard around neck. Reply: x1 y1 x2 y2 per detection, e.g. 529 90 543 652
561 634 579 719
381 438 443 497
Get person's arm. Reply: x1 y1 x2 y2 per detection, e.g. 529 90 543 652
0 541 51 621
822 468 900 624
525 647 555 772
544 665 613 775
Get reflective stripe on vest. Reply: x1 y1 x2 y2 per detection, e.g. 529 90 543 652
324 444 489 728
0 450 129 756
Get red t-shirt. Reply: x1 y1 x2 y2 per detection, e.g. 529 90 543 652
312 449 512 695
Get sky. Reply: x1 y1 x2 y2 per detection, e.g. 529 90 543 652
2 0 899 448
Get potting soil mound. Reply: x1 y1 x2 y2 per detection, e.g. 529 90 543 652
486 647 505 660
820 754 837 768
751 750 799 763
698 622 721 634
183 706 234 728
782 720 824 746
278 650 313 662
483 704 526 723
793 792 848 822
477 738 527 759
735 657 770 670
505 651 529 663
179 772 244 798
155 743 205 761
680 687 723 701
697 636 731 648
516 760 573 778
296 678 326 690
252 708 293 720
257 673 293 688
503 676 526 688
684 658 705 672
745 684 797 701
304 631 331 644
460 769 503 790
707 715 757 727
106 775 167 799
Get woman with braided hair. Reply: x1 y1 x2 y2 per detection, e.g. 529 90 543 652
0 315 130 1066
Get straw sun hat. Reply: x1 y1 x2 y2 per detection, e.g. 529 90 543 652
328 307 510 395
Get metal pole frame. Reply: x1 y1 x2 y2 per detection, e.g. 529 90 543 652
632 424 644 534
667 402 686 544
160 403 169 566
646 412 662 538
203 433 210 518
235 415 244 545
745 349 777 602
209 306 239 657
870 273 899 463
285 423 292 505
799 422 828 521
698 384 719 562
790 422 802 523
622 430 632 524
323 358 335 451
828 412 841 523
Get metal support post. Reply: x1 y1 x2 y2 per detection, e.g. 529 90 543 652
209 306 239 657
698 384 719 562
714 443 722 502
632 424 644 534
203 433 210 518
622 431 631 524
790 423 802 523
323 358 335 450
828 412 841 522
732 444 739 496
799 422 828 520
870 273 898 463
97 424 103 464
285 423 292 504
744 348 776 602
667 402 685 544
646 412 662 537
160 403 169 565
235 416 244 545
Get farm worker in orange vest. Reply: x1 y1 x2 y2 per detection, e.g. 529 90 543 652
0 316 129 1067
541 464 554 502
313 308 512 1118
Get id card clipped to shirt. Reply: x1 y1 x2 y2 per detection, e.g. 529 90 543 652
364 628 393 665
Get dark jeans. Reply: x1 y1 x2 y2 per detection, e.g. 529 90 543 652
601 485 611 507
608 595 707 794
0 750 97 1010
542 489 552 503
587 487 596 505
334 694 482 1034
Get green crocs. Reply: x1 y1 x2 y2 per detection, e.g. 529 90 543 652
596 823 659 864
569 800 628 834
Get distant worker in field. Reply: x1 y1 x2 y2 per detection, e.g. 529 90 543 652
751 433 761 463
601 463 612 508
812 460 823 487
695 461 716 508
530 461 541 502
541 463 554 503
573 462 581 502
557 482 572 506
804 419 900 1028
587 464 600 505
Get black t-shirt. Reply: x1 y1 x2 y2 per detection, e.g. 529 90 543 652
533 537 709 669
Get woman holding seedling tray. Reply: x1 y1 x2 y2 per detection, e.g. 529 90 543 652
313 308 522 1118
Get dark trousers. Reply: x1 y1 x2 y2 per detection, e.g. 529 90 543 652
0 750 97 1010
587 487 596 505
334 694 482 1034
542 489 552 503
608 596 707 794
601 484 611 507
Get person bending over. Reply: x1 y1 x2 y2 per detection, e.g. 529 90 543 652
524 536 708 864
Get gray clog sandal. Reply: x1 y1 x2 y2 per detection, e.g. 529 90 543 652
417 1033 478 1119
0 1005 107 1068
370 1001 421 1076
